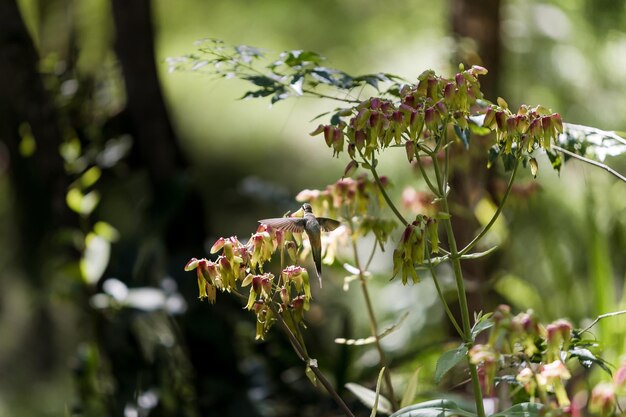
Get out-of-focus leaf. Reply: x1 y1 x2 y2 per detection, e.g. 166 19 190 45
529 157 538 178
454 125 471 149
80 233 110 285
488 402 543 417
400 367 421 408
487 146 500 169
434 345 468 384
370 367 388 417
305 365 317 387
390 399 476 417
345 380 392 415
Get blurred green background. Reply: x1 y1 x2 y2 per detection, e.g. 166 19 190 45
0 0 625 416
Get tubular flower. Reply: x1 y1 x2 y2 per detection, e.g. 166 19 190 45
242 273 274 310
469 344 498 396
540 360 572 407
589 382 616 417
545 319 573 362
185 257 220 303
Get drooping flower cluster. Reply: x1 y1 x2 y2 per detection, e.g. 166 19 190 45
465 305 626 415
310 66 489 162
185 221 313 339
483 102 564 155
391 215 439 285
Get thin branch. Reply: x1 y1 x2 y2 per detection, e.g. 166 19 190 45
364 152 409 227
579 309 626 335
347 217 399 411
415 152 442 197
426 255 464 337
270 303 356 417
459 154 521 256
553 145 626 183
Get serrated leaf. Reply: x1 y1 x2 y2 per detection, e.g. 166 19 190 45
345 381 392 415
434 345 468 384
400 367 421 408
390 399 476 417
488 402 543 417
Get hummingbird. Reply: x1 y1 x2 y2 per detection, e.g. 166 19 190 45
259 203 341 287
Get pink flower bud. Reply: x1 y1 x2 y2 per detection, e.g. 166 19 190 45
405 141 415 162
323 125 333 146
309 124 325 136
210 237 225 254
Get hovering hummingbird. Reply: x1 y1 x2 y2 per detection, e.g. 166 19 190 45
259 203 341 287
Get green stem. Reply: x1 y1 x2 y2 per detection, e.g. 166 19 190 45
459 155 521 255
433 155 486 417
348 218 399 411
368 154 409 227
427 257 464 337
415 152 442 197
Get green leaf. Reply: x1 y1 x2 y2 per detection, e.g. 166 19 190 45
487 145 500 169
80 232 111 285
471 313 494 340
305 365 317 387
488 402 543 417
546 149 562 173
502 153 517 172
569 347 612 374
370 367 387 417
345 381 392 415
400 367 421 408
434 345 468 384
454 125 471 149
390 399 476 417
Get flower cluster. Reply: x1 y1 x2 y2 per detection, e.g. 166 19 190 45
483 102 563 154
392 215 439 285
185 223 313 339
296 174 387 219
310 65 489 162
296 175 397 252
467 305 626 415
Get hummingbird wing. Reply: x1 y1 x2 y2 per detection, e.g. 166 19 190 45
317 218 341 232
258 217 306 233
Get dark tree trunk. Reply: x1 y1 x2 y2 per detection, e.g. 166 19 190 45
0 0 77 377
110 0 183 184
451 0 501 100
448 0 503 326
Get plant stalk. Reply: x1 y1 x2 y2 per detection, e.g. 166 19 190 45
271 303 356 417
433 151 486 417
348 219 399 411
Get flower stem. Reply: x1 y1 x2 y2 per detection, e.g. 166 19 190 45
348 218 399 411
459 155 521 256
270 303 356 417
432 151 486 417
366 153 409 227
